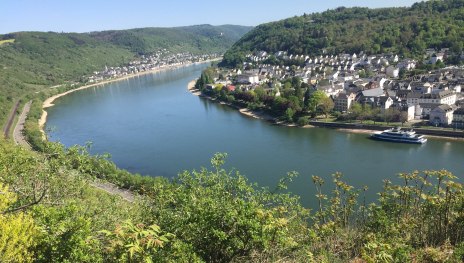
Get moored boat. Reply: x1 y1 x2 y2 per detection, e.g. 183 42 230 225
370 127 427 144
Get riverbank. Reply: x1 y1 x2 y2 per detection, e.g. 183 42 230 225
39 59 219 137
187 84 464 140
309 121 464 140
188 81 296 126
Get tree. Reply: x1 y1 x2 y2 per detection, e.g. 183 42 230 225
384 108 400 124
288 95 303 113
318 97 334 118
285 107 296 122
400 111 409 126
303 87 312 110
271 96 289 115
349 102 363 121
307 90 327 114
32 204 102 263
195 68 215 90
0 183 37 263
359 104 373 123
399 68 407 79
435 59 445 69
254 86 266 101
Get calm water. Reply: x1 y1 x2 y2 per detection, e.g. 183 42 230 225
46 64 464 206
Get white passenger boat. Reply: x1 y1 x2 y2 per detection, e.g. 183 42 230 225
370 127 427 144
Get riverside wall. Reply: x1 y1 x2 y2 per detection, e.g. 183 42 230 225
308 121 464 138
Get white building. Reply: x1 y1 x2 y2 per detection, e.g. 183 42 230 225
407 90 456 106
334 92 356 112
429 105 457 125
386 66 399 78
237 74 259 84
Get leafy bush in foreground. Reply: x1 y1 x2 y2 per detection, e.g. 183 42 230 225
1 138 464 262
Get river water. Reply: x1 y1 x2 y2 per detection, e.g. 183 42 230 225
46 63 464 206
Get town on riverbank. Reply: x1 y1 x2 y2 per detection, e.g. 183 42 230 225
87 50 220 83
192 48 464 137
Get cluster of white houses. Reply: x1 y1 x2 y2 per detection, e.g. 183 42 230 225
332 71 463 127
226 50 464 128
87 51 220 83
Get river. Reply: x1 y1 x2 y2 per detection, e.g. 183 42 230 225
46 63 464 206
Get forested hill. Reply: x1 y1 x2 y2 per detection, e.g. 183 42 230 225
220 0 464 67
89 24 253 55
0 24 251 124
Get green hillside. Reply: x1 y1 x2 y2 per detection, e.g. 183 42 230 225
220 0 464 67
0 24 252 125
90 24 253 55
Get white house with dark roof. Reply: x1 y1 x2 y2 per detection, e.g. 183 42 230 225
429 104 457 125
334 92 356 112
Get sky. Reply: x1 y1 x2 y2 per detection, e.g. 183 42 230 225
1 0 421 34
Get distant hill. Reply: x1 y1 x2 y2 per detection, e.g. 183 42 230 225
220 0 464 67
89 24 253 55
0 24 252 124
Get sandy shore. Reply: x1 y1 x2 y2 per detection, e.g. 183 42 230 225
187 80 202 96
39 59 219 136
338 128 377 134
238 108 276 122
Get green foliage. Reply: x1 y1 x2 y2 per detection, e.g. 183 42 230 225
221 0 464 67
0 139 143 262
307 90 328 113
285 107 296 122
145 153 310 262
32 204 101 263
1 134 464 262
307 169 464 262
318 97 335 118
100 221 174 263
195 67 216 90
0 183 37 263
297 116 310 126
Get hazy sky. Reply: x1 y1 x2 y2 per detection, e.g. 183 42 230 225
1 0 421 34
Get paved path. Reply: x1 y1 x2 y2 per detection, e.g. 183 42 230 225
91 182 135 203
13 101 32 148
